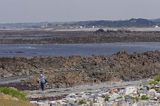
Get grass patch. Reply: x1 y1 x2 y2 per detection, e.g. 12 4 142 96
149 80 159 85
0 99 34 106
0 87 27 101
154 74 160 82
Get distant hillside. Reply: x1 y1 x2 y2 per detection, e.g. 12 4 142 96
151 18 160 25
69 18 157 28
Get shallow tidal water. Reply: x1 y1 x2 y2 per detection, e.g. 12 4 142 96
0 42 160 57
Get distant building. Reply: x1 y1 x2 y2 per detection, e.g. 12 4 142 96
155 25 159 28
41 23 52 28
80 26 83 29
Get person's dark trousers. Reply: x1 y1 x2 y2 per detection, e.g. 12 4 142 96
40 82 45 91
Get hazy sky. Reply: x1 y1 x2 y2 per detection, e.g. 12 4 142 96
0 0 159 23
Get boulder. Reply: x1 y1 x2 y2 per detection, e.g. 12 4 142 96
148 89 157 99
109 93 121 101
125 86 138 96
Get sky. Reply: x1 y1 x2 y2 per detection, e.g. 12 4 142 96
0 0 159 23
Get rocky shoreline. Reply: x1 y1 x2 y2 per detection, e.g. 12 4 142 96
0 51 160 90
28 77 160 106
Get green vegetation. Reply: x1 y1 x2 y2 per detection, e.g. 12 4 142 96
117 96 123 99
140 95 149 100
132 96 139 102
149 74 160 85
149 80 159 85
78 99 87 105
154 74 160 82
0 87 27 101
104 96 110 101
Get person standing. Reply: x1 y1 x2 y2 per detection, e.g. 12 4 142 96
39 73 46 91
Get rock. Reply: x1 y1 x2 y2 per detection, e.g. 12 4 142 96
2 73 13 78
66 93 77 104
56 100 67 106
155 93 160 98
124 95 134 103
30 101 38 105
36 101 46 106
148 89 157 99
96 97 104 103
95 29 105 33
136 101 160 106
109 93 121 101
92 102 103 106
125 86 138 96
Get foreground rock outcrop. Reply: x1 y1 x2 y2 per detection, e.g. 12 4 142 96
30 85 160 106
0 51 160 89
29 76 160 106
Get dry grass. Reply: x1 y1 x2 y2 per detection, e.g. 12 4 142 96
0 87 27 101
0 99 35 106
0 89 34 106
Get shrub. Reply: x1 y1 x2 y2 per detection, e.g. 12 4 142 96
104 96 110 101
140 95 149 100
132 96 139 102
78 99 87 105
0 87 27 101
